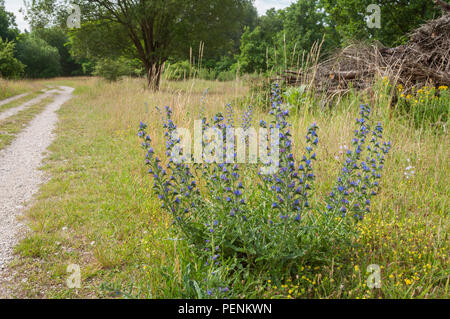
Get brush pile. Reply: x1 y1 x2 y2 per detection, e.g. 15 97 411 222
281 6 450 95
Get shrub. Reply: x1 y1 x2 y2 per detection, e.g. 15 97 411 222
163 60 237 82
196 68 217 81
396 84 449 132
246 77 279 110
33 27 83 76
93 58 120 82
15 35 62 78
163 60 192 81
93 57 143 82
0 38 24 79
138 85 391 294
217 70 236 82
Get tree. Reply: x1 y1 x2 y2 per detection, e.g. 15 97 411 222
237 8 284 74
27 0 254 90
238 26 269 74
237 2 340 74
0 0 19 41
33 27 83 76
0 38 24 78
320 0 442 46
15 34 62 78
279 0 340 60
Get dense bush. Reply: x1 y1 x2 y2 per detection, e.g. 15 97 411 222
396 84 449 132
163 60 237 82
138 85 391 294
33 27 83 76
93 57 144 82
163 61 192 81
216 70 236 82
15 35 62 78
0 38 24 78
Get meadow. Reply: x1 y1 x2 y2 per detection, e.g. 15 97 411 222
3 76 448 299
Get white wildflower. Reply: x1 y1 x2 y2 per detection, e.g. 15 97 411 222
404 159 415 179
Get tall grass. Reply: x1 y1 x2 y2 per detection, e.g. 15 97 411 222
8 76 448 299
0 79 45 100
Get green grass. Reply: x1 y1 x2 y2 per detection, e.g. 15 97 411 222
0 91 44 113
7 77 449 299
0 97 54 150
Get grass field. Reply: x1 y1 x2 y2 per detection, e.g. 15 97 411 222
0 79 45 101
0 92 42 113
0 96 54 150
3 77 448 299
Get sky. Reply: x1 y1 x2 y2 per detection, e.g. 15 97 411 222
4 0 297 32
254 0 296 15
4 0 28 31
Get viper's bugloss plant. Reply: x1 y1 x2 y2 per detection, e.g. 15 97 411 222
138 84 391 282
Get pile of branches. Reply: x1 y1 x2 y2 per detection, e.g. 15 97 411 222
280 1 450 95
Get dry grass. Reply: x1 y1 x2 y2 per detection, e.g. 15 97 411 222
0 79 45 100
4 76 448 299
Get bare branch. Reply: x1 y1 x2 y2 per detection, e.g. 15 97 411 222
434 0 450 13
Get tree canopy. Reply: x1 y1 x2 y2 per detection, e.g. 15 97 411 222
0 0 19 41
0 0 446 83
26 0 255 89
0 38 24 78
15 34 62 78
320 0 442 46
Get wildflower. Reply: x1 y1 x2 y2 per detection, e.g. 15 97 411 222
404 159 415 179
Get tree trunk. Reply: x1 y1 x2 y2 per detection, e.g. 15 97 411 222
145 60 165 91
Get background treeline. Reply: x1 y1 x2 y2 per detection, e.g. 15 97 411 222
0 0 442 82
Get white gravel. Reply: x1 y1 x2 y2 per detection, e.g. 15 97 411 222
0 89 62 122
0 93 29 108
0 86 74 297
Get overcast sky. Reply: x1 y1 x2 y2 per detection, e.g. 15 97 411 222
4 0 296 31
4 0 28 31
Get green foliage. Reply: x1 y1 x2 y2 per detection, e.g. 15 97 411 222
277 0 340 58
93 57 144 82
217 70 236 82
15 34 62 79
68 20 133 62
0 37 24 78
283 85 309 109
163 61 193 81
237 1 339 74
33 27 83 76
246 77 278 110
0 0 19 41
163 60 237 82
238 26 269 74
320 0 441 46
30 0 256 89
237 9 285 74
396 85 449 133
138 87 391 294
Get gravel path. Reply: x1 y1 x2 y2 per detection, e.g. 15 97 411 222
0 89 62 122
0 86 74 298
0 93 30 108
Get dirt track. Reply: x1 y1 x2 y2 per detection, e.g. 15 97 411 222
0 86 74 298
